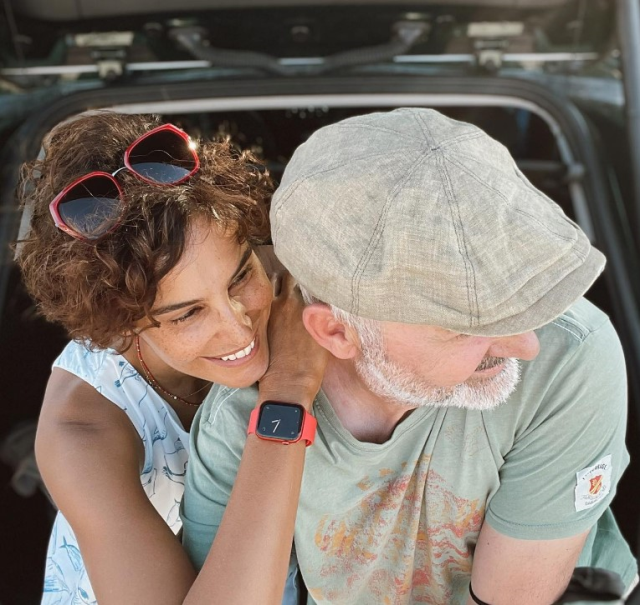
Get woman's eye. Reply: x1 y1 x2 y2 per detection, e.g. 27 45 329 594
171 307 200 325
230 265 253 289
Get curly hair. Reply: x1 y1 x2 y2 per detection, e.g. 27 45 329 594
17 112 272 351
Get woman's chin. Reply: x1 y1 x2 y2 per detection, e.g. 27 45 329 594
221 349 270 390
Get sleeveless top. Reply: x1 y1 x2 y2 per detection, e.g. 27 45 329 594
41 340 190 604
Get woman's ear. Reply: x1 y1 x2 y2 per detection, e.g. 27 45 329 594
302 304 360 360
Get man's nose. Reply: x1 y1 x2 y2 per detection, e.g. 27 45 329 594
488 331 540 361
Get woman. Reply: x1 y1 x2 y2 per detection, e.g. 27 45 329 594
17 112 322 604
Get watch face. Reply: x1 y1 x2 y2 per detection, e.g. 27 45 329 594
257 402 304 442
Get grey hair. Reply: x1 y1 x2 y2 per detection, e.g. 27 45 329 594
298 284 383 350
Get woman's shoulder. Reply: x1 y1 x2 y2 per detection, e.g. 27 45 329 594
54 340 152 405
53 340 122 386
50 341 190 471
52 340 184 438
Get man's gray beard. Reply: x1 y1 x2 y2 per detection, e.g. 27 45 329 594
355 342 521 411
297 289 523 412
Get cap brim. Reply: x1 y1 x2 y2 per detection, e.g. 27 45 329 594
459 246 606 337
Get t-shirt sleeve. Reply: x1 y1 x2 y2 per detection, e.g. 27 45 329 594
485 318 629 540
180 386 255 569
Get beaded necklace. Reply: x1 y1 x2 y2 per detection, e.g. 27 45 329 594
135 335 211 407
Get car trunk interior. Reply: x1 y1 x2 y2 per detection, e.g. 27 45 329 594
1 93 638 601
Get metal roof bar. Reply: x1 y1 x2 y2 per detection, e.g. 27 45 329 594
0 52 599 77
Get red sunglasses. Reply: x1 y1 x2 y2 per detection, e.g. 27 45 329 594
48 123 199 241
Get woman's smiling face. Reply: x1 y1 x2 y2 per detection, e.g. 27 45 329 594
135 215 273 388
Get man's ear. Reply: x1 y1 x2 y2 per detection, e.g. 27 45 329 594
302 303 360 360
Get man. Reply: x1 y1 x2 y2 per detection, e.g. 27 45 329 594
181 108 636 604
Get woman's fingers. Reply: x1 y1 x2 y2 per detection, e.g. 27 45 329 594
271 272 283 297
255 244 285 276
263 270 328 409
273 270 299 300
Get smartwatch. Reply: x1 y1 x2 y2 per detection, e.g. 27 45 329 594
247 401 317 446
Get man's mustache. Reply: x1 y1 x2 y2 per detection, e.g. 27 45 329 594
476 356 505 372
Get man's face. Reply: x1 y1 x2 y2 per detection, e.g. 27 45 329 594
354 319 540 411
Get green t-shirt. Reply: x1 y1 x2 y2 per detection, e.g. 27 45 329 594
181 298 636 604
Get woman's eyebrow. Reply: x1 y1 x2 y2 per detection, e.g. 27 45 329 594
152 299 202 316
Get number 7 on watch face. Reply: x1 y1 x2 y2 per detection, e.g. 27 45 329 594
249 401 316 446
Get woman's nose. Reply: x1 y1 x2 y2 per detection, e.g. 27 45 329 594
488 331 540 361
215 298 254 341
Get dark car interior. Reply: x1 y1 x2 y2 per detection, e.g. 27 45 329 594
1 101 637 602
1 1 640 603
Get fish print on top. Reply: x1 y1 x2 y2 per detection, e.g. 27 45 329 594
42 340 191 605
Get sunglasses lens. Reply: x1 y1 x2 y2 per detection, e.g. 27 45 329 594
57 176 122 240
127 128 197 184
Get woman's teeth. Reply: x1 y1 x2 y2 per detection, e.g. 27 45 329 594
219 339 255 361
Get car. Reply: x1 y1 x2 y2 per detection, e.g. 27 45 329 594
1 0 639 603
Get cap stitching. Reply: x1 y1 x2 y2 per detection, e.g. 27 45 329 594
325 122 421 145
412 111 481 150
448 152 587 269
447 149 584 251
417 112 479 327
451 144 520 180
272 149 409 243
511 165 591 243
434 130 486 151
412 110 431 141
445 153 579 245
438 152 480 327
350 149 430 316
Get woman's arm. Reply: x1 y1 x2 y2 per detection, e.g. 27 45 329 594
39 273 326 604
36 370 198 604
184 432 307 605
185 272 326 604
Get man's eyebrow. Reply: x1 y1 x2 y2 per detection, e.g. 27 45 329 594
152 247 253 316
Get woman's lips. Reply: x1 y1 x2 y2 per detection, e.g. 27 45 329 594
204 336 260 368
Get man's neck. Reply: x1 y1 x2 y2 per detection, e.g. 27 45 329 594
321 358 418 444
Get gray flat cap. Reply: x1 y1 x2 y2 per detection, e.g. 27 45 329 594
271 108 605 336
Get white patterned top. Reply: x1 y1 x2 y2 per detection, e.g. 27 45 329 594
41 340 190 605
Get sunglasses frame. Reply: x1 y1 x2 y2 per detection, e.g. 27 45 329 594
48 123 199 242
122 123 200 186
48 171 124 241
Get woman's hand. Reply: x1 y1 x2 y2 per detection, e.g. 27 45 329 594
255 245 285 277
260 271 329 410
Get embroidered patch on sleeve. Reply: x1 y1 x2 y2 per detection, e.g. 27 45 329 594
575 454 612 512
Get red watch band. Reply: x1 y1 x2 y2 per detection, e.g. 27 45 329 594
248 402 317 446
299 411 317 446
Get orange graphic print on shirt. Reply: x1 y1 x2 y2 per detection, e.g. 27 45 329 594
307 454 484 605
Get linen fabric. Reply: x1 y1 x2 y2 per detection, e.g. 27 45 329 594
182 298 636 604
270 108 605 336
41 340 190 605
